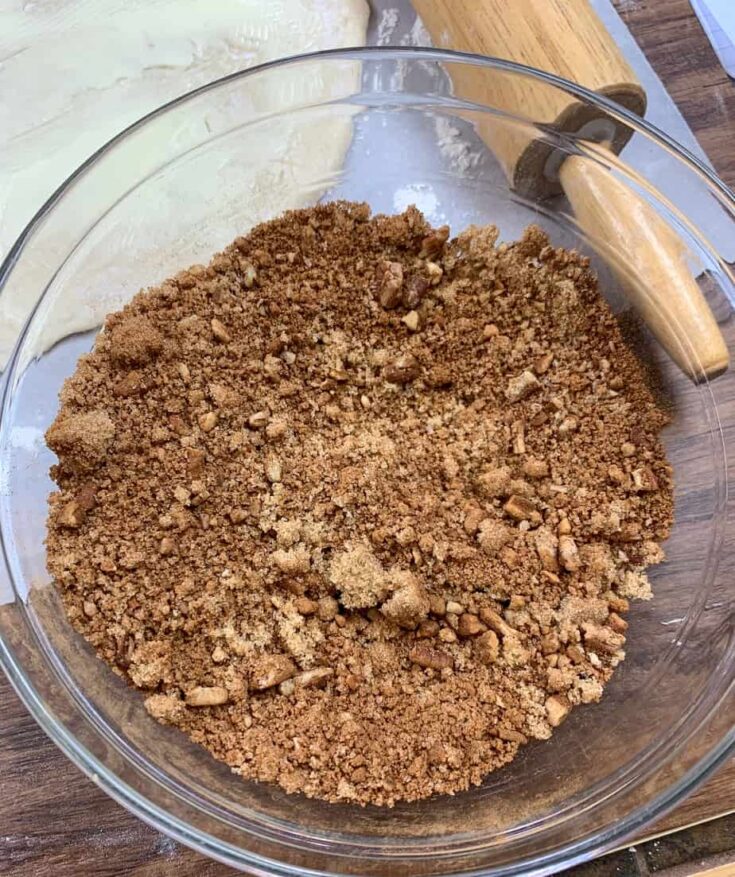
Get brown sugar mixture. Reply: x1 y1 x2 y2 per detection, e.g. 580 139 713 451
46 202 674 806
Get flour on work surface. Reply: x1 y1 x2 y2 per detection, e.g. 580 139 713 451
434 115 483 175
376 7 400 45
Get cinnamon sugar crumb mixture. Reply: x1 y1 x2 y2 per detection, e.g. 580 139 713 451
46 202 673 806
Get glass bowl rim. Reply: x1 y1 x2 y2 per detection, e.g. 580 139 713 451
1 46 734 876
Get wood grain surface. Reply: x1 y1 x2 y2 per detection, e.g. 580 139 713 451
2 1 735 874
413 0 646 195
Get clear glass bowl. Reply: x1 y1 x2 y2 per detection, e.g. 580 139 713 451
1 48 735 876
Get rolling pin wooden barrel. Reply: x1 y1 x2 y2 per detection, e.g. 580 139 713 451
413 0 729 381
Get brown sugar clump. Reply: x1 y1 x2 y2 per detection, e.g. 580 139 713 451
328 543 390 609
106 314 163 365
45 202 674 807
380 571 430 629
46 410 115 474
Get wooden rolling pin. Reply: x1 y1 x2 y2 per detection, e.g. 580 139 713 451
414 0 729 381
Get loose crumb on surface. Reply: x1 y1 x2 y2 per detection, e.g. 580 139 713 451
46 201 674 807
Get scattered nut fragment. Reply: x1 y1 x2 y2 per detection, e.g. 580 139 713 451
408 644 454 670
522 457 549 479
545 695 571 727
416 619 440 639
58 482 97 530
242 262 258 288
419 225 449 258
211 318 231 342
198 411 218 433
503 495 540 524
621 441 636 457
265 417 288 441
631 466 659 492
250 654 297 691
58 500 87 529
211 646 228 663
475 630 500 664
248 411 269 429
377 260 404 309
558 416 579 436
534 352 554 375
290 667 334 689
478 607 513 638
383 353 420 385
403 275 428 308
439 628 458 644
457 613 486 637
497 727 527 744
506 370 540 402
186 686 229 707
582 623 626 655
608 464 626 485
534 526 559 572
445 600 464 615
265 454 282 483
558 517 571 535
511 420 526 454
402 310 420 332
558 535 581 572
159 537 176 556
425 261 443 284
